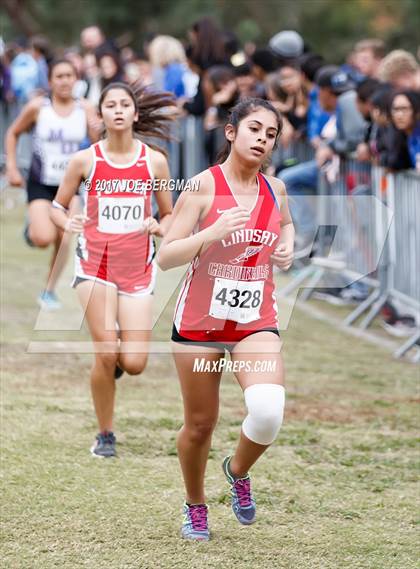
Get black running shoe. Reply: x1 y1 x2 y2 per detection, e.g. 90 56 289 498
90 431 116 458
114 365 124 380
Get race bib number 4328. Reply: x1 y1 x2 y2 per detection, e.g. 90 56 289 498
97 197 144 234
209 278 264 324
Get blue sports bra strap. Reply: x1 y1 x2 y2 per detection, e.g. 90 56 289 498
261 174 280 210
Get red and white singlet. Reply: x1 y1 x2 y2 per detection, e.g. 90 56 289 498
173 165 282 343
74 140 156 295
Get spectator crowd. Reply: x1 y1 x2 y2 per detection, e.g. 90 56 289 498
1 21 419 173
1 18 419 335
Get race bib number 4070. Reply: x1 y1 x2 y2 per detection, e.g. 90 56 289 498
97 197 144 234
209 278 264 324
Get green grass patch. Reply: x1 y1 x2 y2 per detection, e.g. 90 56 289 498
1 200 419 568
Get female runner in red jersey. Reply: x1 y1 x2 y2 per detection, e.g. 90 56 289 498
51 82 175 457
158 98 294 541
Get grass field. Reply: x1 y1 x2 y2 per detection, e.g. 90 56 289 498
1 198 419 569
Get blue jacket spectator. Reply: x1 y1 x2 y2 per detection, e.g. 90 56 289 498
408 123 420 169
164 62 186 98
307 86 331 142
10 49 39 102
299 53 331 145
149 35 187 99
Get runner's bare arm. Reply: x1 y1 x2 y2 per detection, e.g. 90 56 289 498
50 149 92 231
5 97 42 186
149 148 173 236
156 172 208 269
157 170 249 270
80 98 102 143
265 176 293 227
266 176 295 270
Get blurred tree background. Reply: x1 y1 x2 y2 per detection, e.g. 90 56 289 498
1 0 419 59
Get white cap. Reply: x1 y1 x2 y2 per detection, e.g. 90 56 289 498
269 30 304 58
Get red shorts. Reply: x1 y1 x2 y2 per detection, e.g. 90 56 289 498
73 252 156 296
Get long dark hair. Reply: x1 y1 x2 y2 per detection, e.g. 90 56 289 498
190 16 228 70
98 81 177 153
217 98 283 163
389 89 420 123
97 52 124 88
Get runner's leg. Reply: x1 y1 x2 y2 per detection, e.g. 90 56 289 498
77 280 119 432
117 293 153 374
172 343 224 504
229 331 285 477
27 199 58 248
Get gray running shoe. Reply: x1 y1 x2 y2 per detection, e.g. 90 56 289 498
222 455 256 525
90 431 116 458
181 502 210 541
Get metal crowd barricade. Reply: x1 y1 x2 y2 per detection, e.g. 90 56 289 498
343 167 419 360
272 139 314 172
154 115 209 211
181 115 207 180
387 170 420 307
324 157 377 282
166 119 183 182
386 170 420 360
159 115 209 207
342 165 391 328
279 155 419 360
280 156 386 300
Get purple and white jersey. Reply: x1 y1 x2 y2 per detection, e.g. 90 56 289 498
30 98 87 186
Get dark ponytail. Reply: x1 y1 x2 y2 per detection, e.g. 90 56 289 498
98 81 177 154
216 97 283 164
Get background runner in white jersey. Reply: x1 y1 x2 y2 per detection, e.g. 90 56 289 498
5 59 99 309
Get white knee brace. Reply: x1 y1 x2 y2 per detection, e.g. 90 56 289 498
242 384 285 445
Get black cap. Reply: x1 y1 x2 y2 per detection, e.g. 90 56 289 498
250 48 280 73
315 65 355 95
299 53 325 82
233 62 253 77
